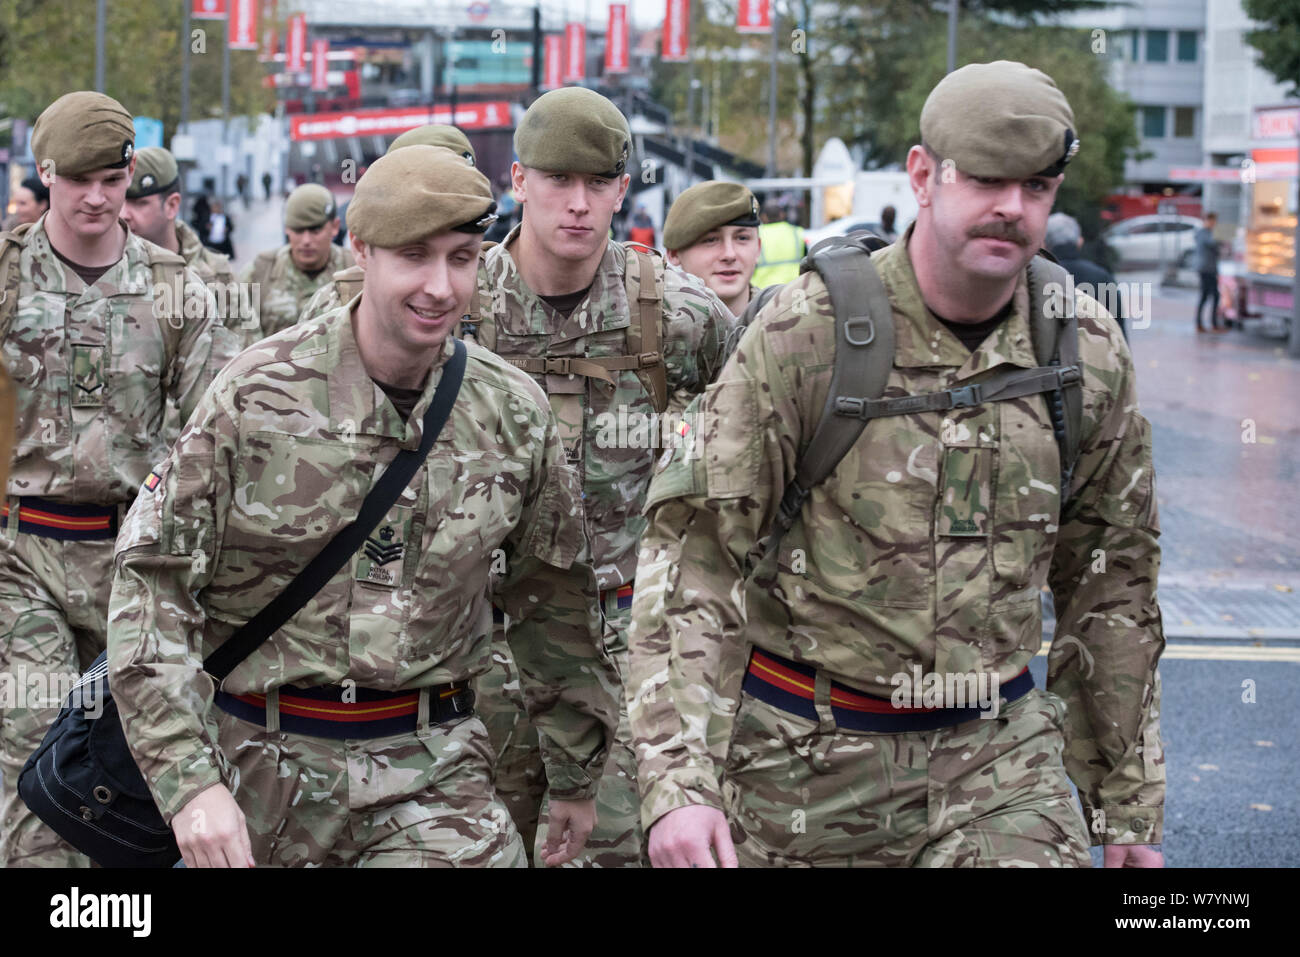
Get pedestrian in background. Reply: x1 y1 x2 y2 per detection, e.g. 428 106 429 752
628 203 657 249
1194 212 1224 333
3 177 50 229
1047 211 1127 339
879 204 898 243
206 199 235 258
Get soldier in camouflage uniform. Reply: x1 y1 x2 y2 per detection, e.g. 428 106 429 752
630 62 1165 868
239 183 353 339
663 180 762 319
121 147 259 359
467 88 735 867
108 145 619 868
0 92 224 867
300 124 478 325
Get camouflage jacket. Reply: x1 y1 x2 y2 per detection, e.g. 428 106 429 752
175 219 260 352
628 236 1166 845
3 216 223 506
238 243 353 339
108 306 619 821
468 225 735 589
300 262 364 324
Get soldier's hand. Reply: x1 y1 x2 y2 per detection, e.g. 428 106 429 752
541 798 597 866
173 783 255 868
647 804 738 868
1103 844 1164 868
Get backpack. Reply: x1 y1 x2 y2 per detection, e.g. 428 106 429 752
463 241 669 414
739 232 1083 550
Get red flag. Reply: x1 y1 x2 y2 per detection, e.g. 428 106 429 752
543 35 563 90
311 39 329 91
192 0 226 19
663 0 689 62
605 5 629 74
228 0 258 49
287 13 307 71
736 0 771 33
563 23 586 82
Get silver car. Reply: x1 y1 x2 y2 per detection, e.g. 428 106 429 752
1103 214 1203 270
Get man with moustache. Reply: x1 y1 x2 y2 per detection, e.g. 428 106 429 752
629 61 1166 868
662 181 762 318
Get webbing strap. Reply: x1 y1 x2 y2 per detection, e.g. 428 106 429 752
625 247 668 413
833 365 1082 422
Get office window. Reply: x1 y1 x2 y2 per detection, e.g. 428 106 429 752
1132 30 1140 61
1177 30 1198 62
1174 106 1196 137
1142 106 1167 138
1146 30 1169 62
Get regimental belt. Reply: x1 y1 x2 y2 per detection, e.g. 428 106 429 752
743 648 1034 733
214 681 474 740
1 497 119 541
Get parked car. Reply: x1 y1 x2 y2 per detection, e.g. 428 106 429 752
1102 214 1202 270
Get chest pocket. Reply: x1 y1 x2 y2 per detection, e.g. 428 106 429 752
990 397 1061 595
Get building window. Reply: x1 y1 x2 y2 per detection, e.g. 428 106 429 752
1132 30 1140 61
1174 106 1196 137
1177 30 1198 62
1142 106 1167 138
1146 30 1169 62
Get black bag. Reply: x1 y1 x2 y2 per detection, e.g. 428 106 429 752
17 340 467 867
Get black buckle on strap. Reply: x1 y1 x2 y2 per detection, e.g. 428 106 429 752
948 383 983 408
1057 365 1082 386
776 481 808 531
834 396 867 419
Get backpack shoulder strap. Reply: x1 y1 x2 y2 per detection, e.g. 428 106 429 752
1026 255 1083 501
461 247 494 346
623 244 669 414
772 234 894 538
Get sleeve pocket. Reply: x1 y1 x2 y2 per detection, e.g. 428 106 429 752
704 380 761 499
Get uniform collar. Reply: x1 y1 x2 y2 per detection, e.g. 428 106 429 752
326 302 455 447
26 214 148 297
491 224 623 341
873 222 1041 374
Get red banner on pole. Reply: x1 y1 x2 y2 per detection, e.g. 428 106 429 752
663 0 689 62
192 0 226 19
563 23 586 81
543 35 563 90
736 0 771 33
290 103 512 141
311 38 329 91
228 0 258 49
286 13 307 71
605 5 629 74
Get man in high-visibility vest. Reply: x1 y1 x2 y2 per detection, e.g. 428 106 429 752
752 202 806 288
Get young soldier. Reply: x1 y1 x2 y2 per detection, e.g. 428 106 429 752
108 145 618 868
630 61 1165 868
121 147 256 352
470 88 735 867
239 183 353 338
0 92 224 867
663 180 762 317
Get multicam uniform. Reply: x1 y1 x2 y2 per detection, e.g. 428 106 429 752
469 224 734 866
629 234 1166 866
0 217 223 867
239 244 353 339
108 305 619 867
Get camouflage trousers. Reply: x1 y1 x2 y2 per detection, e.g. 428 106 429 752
217 706 528 867
0 523 115 868
479 600 644 867
721 687 1092 867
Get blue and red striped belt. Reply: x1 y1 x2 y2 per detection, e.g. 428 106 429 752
214 681 474 740
1 497 119 541
743 648 1033 732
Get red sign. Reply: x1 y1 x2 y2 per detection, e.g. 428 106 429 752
192 0 226 19
736 0 771 33
260 0 277 57
543 35 562 90
228 0 258 49
290 102 512 141
1254 107 1300 142
663 0 689 62
605 5 629 74
311 39 329 91
563 23 586 81
286 13 307 71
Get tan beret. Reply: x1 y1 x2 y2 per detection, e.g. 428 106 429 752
126 147 180 199
663 180 761 251
920 60 1078 180
284 184 338 230
514 87 630 178
388 124 476 164
347 145 496 248
32 91 134 179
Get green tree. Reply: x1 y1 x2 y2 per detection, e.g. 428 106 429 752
1242 0 1300 95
